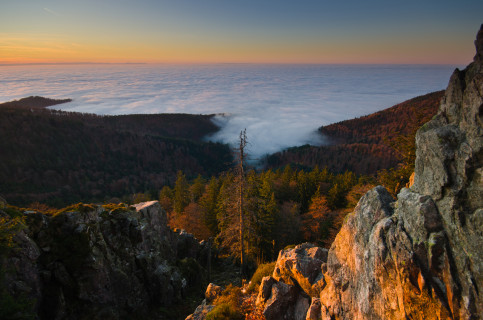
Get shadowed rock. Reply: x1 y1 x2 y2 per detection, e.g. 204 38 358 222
3 201 208 319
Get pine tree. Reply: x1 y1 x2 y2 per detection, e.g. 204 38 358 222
214 130 249 279
190 174 205 203
159 185 174 213
173 171 190 214
199 177 221 236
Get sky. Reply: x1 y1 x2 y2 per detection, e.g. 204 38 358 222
1 0 482 64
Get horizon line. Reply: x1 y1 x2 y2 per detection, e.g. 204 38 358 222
0 61 464 67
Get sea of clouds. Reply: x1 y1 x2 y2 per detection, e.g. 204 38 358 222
0 63 457 158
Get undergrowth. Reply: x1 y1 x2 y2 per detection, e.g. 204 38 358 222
246 262 276 293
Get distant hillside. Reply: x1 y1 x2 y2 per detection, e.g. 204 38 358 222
0 96 220 141
0 96 72 109
0 97 232 207
265 90 444 174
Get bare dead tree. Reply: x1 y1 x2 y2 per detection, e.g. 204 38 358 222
213 129 249 281
237 129 247 279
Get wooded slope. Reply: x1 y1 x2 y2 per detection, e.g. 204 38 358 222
0 97 232 207
265 91 444 174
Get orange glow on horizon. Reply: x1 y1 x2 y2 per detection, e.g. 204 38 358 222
0 33 474 65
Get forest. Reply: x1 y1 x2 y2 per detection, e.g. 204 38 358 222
265 91 444 175
0 90 443 255
0 97 232 207
116 90 444 267
160 166 368 264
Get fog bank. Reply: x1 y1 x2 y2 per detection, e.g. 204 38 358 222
0 64 457 158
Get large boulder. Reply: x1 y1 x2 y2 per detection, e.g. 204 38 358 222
256 243 328 320
272 243 328 297
263 281 300 320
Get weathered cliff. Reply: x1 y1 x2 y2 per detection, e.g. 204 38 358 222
2 201 208 319
256 25 482 320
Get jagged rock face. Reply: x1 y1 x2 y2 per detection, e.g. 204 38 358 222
319 24 483 320
5 201 207 319
257 25 483 320
319 187 462 319
412 24 483 319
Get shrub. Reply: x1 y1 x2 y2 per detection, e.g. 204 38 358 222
247 262 276 293
207 284 243 320
242 295 266 320
0 213 34 319
54 203 95 216
102 203 133 214
177 257 206 289
205 303 243 320
0 215 25 254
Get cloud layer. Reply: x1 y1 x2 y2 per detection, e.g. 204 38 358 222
0 64 455 157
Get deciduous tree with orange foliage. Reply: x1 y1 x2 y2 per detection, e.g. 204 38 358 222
301 187 332 245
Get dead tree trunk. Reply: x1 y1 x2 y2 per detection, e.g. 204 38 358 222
238 129 247 280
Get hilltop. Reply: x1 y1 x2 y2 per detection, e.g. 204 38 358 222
0 97 232 207
0 96 72 109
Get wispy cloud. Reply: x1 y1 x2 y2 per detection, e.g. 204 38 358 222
43 7 61 17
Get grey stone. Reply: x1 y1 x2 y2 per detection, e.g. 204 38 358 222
2 201 207 319
263 281 299 320
272 243 328 297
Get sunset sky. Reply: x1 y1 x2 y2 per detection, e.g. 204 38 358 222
1 0 482 64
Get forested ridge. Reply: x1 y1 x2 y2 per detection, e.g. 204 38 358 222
265 90 444 175
0 97 232 207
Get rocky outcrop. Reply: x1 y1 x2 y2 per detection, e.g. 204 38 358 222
185 300 215 320
272 243 328 297
255 243 326 320
257 25 483 320
205 283 222 302
2 201 208 319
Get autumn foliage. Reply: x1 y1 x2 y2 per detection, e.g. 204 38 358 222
265 91 443 175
